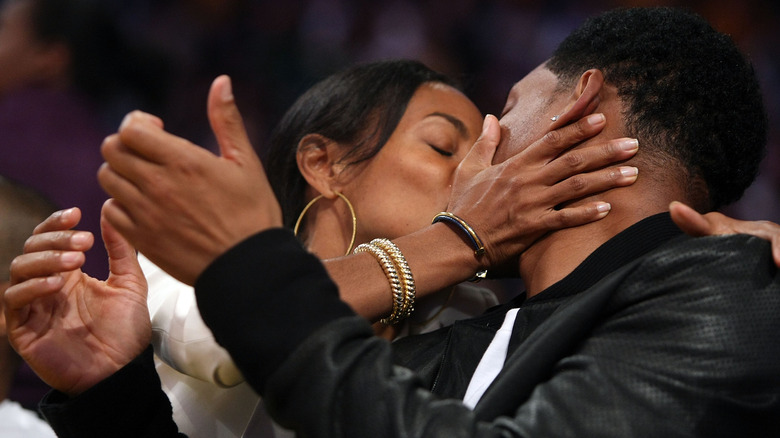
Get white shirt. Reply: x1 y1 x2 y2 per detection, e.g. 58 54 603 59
462 308 520 409
142 255 500 437
0 399 57 438
143 255 294 438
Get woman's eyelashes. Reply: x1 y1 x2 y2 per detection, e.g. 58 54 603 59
429 143 454 157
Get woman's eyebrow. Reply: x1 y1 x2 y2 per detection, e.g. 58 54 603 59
426 112 469 138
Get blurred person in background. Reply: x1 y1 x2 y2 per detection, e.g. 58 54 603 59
0 0 168 278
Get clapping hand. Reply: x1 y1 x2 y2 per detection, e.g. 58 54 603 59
3 207 150 396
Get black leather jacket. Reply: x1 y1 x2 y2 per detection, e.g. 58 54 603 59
42 214 780 437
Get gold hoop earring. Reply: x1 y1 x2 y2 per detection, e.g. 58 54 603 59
293 192 357 256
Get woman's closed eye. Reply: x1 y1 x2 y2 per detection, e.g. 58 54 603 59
429 143 454 157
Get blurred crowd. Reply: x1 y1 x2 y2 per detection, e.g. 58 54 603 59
105 0 779 224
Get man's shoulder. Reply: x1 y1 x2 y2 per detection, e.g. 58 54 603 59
632 233 775 285
601 232 780 355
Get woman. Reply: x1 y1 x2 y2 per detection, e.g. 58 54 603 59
265 60 501 336
144 60 638 438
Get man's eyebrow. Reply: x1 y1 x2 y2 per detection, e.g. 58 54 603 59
426 112 469 138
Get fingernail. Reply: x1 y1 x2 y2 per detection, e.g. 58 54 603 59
619 138 639 151
221 76 233 102
482 114 492 135
71 232 91 246
59 207 76 219
587 113 605 126
620 166 639 177
61 252 80 264
596 202 612 212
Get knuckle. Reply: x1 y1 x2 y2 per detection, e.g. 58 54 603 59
542 129 563 146
9 256 22 274
100 134 118 156
561 151 585 169
602 141 620 159
546 210 570 229
607 168 622 181
171 156 202 179
567 175 588 192
23 235 38 252
572 118 589 138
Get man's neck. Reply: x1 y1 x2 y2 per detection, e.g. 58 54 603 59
519 192 673 297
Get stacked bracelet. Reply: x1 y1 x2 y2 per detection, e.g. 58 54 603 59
354 239 415 325
432 211 488 282
371 238 415 319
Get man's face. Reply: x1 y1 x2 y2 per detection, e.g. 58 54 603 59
493 65 561 165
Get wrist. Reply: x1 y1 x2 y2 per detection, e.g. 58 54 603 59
392 222 485 295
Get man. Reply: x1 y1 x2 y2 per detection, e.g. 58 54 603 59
5 7 780 437
0 177 57 438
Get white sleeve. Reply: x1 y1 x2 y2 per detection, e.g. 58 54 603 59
142 253 245 387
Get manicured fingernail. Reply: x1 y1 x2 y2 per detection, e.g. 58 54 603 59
619 138 639 151
620 166 639 177
61 252 80 264
54 208 74 222
71 232 91 246
221 76 233 102
482 114 492 135
596 202 612 212
587 113 605 126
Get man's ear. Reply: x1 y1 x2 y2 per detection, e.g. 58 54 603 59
550 69 604 129
296 134 343 200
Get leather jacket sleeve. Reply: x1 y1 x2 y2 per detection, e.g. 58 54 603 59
39 346 186 438
196 230 780 437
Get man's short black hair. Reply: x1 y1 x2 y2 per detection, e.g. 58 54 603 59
547 7 767 210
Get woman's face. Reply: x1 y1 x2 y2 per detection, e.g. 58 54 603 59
338 82 483 244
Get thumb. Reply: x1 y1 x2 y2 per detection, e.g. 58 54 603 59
100 203 145 284
669 201 711 237
458 114 501 176
207 75 255 162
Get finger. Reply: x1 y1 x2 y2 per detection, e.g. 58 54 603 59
32 207 82 235
544 165 638 206
541 137 639 185
520 113 607 162
100 133 170 189
669 201 712 237
540 201 613 230
455 115 500 180
207 75 255 162
100 198 139 246
114 111 200 165
23 230 94 254
9 251 85 285
97 163 148 225
3 276 65 324
470 115 501 166
100 205 145 282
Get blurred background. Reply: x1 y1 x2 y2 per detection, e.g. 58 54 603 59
1 0 778 409
110 0 780 224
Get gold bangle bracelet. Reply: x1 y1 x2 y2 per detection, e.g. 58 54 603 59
353 243 405 325
371 238 415 320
